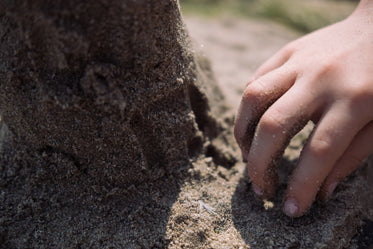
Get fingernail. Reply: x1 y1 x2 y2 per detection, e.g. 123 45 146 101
252 184 264 197
327 182 338 199
283 198 299 217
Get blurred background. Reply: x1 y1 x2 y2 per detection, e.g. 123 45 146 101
179 0 358 111
180 0 357 33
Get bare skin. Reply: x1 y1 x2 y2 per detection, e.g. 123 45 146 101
234 0 373 217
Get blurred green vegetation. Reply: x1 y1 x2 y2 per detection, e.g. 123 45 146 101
179 0 357 33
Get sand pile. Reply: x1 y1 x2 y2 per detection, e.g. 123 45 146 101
0 1 372 248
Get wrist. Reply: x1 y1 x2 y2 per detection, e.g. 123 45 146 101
348 0 373 30
354 0 373 15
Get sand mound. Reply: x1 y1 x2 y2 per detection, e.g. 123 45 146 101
0 1 372 248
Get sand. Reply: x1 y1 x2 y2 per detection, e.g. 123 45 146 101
1 5 372 248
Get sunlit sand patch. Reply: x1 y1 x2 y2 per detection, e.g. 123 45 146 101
263 199 274 210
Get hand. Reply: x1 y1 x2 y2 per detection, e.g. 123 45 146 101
234 1 373 217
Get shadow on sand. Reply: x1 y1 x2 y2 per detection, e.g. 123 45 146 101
231 157 366 249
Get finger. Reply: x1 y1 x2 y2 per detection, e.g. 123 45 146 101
234 65 297 161
283 105 365 217
247 84 319 197
250 43 295 82
318 121 373 201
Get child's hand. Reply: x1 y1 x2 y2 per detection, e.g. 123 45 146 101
234 1 373 217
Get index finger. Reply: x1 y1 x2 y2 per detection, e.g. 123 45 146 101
234 65 297 161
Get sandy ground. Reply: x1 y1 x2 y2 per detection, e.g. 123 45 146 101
2 13 372 249
161 16 373 249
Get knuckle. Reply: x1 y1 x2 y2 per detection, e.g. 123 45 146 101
346 81 373 105
281 63 297 75
308 135 332 158
282 41 297 56
317 61 338 78
333 82 373 120
259 108 287 135
242 80 266 100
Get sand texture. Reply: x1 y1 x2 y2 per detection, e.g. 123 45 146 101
0 1 372 248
